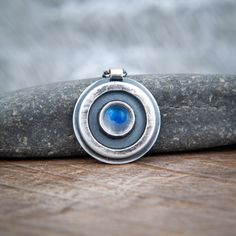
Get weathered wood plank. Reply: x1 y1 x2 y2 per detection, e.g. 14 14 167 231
0 147 236 236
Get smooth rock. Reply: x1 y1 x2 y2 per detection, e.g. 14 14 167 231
0 74 235 158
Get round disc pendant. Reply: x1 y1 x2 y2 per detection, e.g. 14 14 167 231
73 70 161 164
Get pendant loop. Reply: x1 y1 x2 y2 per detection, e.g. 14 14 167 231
102 68 127 81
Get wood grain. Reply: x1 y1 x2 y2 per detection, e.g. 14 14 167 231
0 147 236 236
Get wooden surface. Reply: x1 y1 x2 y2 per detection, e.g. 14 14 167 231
0 147 236 236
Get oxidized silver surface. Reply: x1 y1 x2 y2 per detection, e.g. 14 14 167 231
73 72 161 164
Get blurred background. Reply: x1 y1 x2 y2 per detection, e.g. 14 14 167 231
0 0 236 93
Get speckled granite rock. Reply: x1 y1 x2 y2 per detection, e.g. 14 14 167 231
0 74 235 158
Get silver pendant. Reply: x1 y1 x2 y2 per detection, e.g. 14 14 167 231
73 69 161 164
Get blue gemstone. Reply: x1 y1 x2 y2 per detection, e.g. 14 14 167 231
100 101 136 136
104 105 128 125
102 104 133 135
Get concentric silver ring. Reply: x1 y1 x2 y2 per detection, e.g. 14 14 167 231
73 78 161 164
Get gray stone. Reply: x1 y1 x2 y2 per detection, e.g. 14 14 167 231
0 74 235 158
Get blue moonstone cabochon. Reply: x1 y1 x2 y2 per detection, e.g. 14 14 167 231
103 104 132 134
